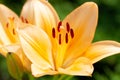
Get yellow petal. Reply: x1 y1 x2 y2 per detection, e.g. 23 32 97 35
0 38 2 44
0 4 20 24
31 64 58 77
0 44 20 57
0 22 11 45
0 46 6 57
0 43 31 72
0 4 21 44
58 57 93 76
18 25 54 70
21 0 59 37
63 2 98 67
14 46 31 72
84 40 120 64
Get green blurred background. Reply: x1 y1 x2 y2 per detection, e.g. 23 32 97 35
0 0 120 80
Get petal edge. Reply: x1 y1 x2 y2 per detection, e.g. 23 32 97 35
84 40 120 64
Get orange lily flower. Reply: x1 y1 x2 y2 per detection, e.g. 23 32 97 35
0 4 31 71
19 0 120 77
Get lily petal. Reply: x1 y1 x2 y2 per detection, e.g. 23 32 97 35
63 2 98 66
21 0 59 37
15 46 31 72
31 64 57 77
18 25 54 70
58 57 93 76
0 4 20 44
0 44 31 71
0 4 31 72
0 4 20 24
0 43 21 57
0 22 11 45
84 41 120 64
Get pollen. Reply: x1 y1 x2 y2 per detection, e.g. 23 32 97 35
52 21 74 45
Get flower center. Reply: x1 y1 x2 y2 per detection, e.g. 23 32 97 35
6 17 16 35
52 21 74 44
5 17 18 43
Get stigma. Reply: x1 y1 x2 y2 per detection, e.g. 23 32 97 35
52 21 74 45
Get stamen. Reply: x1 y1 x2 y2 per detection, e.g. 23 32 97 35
65 33 68 43
11 17 15 20
57 21 62 32
66 22 70 32
52 28 56 38
59 34 61 44
70 29 74 38
25 19 28 23
21 16 24 22
13 29 15 35
21 17 28 23
6 23 9 28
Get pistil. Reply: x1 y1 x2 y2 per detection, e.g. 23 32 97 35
57 21 62 32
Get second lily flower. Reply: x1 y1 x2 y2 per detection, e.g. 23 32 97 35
0 4 31 72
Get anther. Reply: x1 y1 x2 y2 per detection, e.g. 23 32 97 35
13 29 15 35
59 34 61 44
57 21 62 32
11 17 15 20
25 19 28 23
65 33 68 43
70 29 74 38
6 23 9 28
66 22 70 32
52 28 56 38
21 16 24 22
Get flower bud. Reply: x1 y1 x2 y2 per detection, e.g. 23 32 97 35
6 52 24 79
